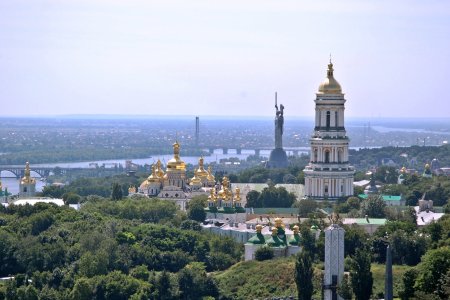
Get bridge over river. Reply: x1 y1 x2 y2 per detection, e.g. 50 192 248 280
0 166 123 179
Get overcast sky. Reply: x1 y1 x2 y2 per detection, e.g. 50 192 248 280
0 0 449 118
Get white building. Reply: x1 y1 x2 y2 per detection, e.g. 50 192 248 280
303 61 354 199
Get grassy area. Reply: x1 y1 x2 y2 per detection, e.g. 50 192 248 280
214 257 412 300
214 257 299 299
371 263 412 299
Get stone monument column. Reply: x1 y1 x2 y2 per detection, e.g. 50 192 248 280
324 215 345 300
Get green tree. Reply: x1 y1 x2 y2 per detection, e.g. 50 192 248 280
155 270 176 300
187 197 206 222
245 190 262 208
254 246 274 261
398 268 418 300
361 195 386 218
349 248 373 300
414 246 450 297
338 274 353 300
295 251 314 300
300 226 316 255
343 224 369 257
297 199 318 217
111 182 123 200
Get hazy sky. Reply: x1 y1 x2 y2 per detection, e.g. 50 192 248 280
1 0 449 118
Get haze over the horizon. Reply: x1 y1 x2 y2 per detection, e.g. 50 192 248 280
1 0 449 118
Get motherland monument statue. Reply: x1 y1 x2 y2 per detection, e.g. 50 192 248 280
267 92 288 168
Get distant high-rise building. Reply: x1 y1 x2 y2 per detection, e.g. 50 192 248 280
195 116 199 146
303 61 354 199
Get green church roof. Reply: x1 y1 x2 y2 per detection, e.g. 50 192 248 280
358 194 402 201
246 233 266 245
288 234 301 246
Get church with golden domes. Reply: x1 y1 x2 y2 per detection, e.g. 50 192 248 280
131 141 217 210
303 61 355 199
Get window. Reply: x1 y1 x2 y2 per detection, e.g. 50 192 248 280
314 149 318 162
335 111 338 127
325 151 330 163
326 111 331 128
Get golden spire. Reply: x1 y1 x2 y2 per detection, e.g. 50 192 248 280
166 141 186 171
25 162 31 178
173 141 180 159
293 225 299 235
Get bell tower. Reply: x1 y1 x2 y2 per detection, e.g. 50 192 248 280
303 60 354 199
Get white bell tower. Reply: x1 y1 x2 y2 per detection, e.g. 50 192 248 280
303 60 354 199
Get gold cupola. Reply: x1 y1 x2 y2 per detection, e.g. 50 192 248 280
255 224 263 234
21 162 36 185
195 156 208 179
166 141 186 172
147 165 160 183
155 159 165 179
190 169 202 186
208 187 217 205
234 187 241 202
218 176 232 201
207 166 215 182
318 60 342 94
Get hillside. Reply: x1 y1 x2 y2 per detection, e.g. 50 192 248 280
214 257 412 299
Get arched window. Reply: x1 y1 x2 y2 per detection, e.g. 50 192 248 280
326 111 331 128
335 111 338 127
338 150 343 163
325 150 330 163
314 149 318 162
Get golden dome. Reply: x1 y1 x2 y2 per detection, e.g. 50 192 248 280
208 187 217 202
234 187 241 202
401 166 407 173
166 141 186 172
293 225 299 234
128 185 136 193
207 166 215 182
256 224 263 233
195 157 208 179
318 61 342 94
218 177 232 200
155 159 165 178
274 217 283 227
425 163 430 169
190 170 202 186
21 162 36 185
147 165 160 183
272 227 278 236
139 181 150 189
